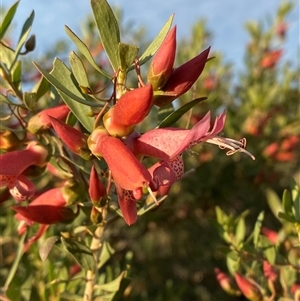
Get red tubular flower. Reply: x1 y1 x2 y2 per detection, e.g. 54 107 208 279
149 156 184 196
0 142 49 201
234 273 263 301
126 111 255 161
116 184 139 226
12 187 77 224
28 104 70 133
88 128 152 191
260 49 283 69
153 47 210 107
147 26 177 90
104 85 153 137
49 116 91 160
89 165 107 205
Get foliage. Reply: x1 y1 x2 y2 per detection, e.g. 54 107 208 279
0 1 299 301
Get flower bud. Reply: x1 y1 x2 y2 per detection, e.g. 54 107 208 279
234 273 263 301
88 128 152 191
49 116 92 160
215 268 241 296
104 85 153 137
89 165 107 205
153 47 210 107
28 104 70 133
147 26 177 90
25 34 36 52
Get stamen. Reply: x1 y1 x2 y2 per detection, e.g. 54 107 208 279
147 186 159 206
205 137 255 160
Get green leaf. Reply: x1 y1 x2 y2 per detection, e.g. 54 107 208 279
39 236 60 262
61 237 95 270
118 42 139 71
91 0 120 71
235 217 246 246
69 51 90 90
0 42 15 69
158 97 207 128
138 14 174 66
226 251 240 275
278 212 295 223
0 92 12 105
266 188 284 223
98 241 115 270
0 1 20 40
157 103 174 125
65 25 110 78
253 211 264 248
32 76 51 100
282 189 293 217
137 195 167 216
98 271 126 292
23 92 37 111
12 10 34 69
258 235 276 265
34 60 95 132
3 232 26 292
292 182 300 221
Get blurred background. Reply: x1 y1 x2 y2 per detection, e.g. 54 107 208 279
1 0 299 300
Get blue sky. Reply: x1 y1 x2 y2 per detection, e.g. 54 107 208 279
2 0 299 70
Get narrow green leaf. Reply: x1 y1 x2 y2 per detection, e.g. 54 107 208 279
253 211 264 247
32 76 51 100
69 51 90 90
98 271 125 292
61 237 95 270
34 60 96 132
3 232 26 292
91 0 120 71
157 103 174 125
39 236 60 262
0 42 15 69
65 25 110 78
278 212 295 223
137 196 167 216
292 182 300 221
138 14 174 66
259 235 276 264
23 92 37 111
11 60 22 89
98 241 115 270
282 189 293 217
226 251 240 275
158 97 207 128
0 1 20 40
12 10 34 69
266 188 284 223
235 217 246 246
118 42 139 71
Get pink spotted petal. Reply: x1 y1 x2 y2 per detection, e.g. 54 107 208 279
116 184 138 226
9 175 35 202
0 175 17 187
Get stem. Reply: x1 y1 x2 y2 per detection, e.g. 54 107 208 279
83 210 107 301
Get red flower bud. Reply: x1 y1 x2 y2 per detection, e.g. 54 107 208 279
88 128 152 191
89 165 107 204
104 85 153 137
12 187 77 224
147 26 177 90
49 116 91 160
153 47 210 107
28 104 70 133
234 273 263 301
260 49 283 69
215 268 241 296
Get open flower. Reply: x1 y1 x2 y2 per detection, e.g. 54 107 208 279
126 111 255 161
0 142 49 201
88 127 153 191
